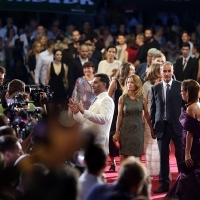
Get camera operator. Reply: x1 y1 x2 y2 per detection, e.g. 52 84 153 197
0 79 47 114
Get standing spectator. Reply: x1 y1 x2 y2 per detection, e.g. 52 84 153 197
135 48 158 80
165 32 179 63
108 62 135 172
86 43 98 71
190 32 197 45
174 42 198 82
154 26 166 52
30 24 45 41
135 27 160 65
72 61 95 110
47 20 61 40
45 49 68 113
113 74 154 163
151 61 183 194
181 31 194 58
68 30 81 58
84 33 102 64
192 43 200 82
101 27 114 48
97 45 121 77
28 41 42 83
35 35 47 52
4 17 17 35
143 63 161 176
125 34 138 63
134 33 146 67
5 27 18 48
115 33 127 62
24 18 38 41
81 21 93 40
64 24 75 40
34 39 56 86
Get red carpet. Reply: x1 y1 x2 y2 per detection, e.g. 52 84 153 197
105 143 178 200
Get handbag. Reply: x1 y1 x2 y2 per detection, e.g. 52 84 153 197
178 155 200 174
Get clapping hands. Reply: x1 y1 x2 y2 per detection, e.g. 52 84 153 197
68 98 85 114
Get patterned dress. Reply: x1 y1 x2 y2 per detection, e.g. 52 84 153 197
72 76 95 110
119 94 144 157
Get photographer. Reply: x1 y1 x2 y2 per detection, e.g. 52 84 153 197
0 79 47 114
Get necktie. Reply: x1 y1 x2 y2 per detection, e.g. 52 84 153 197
166 84 171 122
183 58 187 71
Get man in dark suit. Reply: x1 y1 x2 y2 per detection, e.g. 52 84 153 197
174 42 198 81
150 61 183 193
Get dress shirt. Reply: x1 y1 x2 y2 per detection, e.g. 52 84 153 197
34 50 53 85
78 171 103 200
73 91 114 154
78 56 89 65
162 79 173 120
182 55 191 71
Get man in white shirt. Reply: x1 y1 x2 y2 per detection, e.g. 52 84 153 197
34 39 56 86
68 73 114 154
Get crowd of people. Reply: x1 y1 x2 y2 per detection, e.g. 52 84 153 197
0 14 200 200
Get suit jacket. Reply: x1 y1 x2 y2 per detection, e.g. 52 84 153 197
174 57 198 81
150 80 183 138
135 62 147 78
73 92 114 154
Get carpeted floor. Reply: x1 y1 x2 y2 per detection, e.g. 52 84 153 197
105 143 178 200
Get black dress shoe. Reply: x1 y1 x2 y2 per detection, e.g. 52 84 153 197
109 164 116 172
154 186 169 193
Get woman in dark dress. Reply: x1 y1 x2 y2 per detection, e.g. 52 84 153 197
46 49 68 114
107 62 135 172
166 79 200 200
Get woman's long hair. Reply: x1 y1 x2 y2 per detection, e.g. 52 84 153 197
123 74 143 100
116 62 134 88
144 63 161 84
182 79 200 107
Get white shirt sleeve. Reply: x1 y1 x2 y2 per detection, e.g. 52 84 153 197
34 54 42 84
73 111 86 124
83 97 114 125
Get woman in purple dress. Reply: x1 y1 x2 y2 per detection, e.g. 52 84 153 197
166 79 200 200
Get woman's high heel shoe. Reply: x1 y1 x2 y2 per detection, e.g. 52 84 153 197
109 164 116 172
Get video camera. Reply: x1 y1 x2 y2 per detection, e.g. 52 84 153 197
0 84 54 105
25 85 54 105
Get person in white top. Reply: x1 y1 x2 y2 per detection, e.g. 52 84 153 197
68 73 114 154
34 39 56 86
97 45 121 78
115 34 127 62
